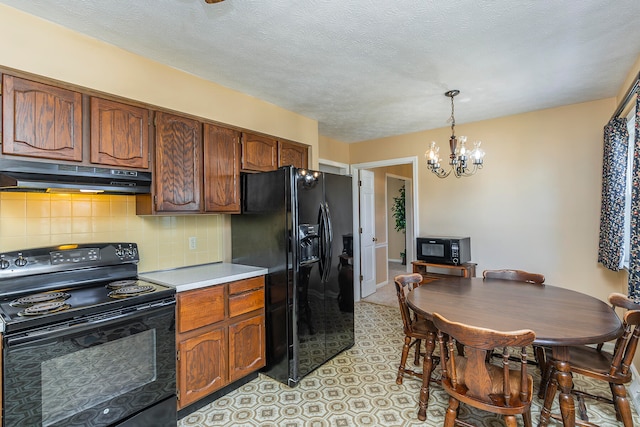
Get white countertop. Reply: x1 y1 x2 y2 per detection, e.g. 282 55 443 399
139 262 268 292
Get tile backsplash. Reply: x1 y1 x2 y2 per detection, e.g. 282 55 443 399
0 192 224 272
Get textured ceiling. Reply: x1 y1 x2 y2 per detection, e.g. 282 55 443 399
2 0 640 143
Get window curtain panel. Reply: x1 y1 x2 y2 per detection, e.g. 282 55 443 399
629 90 640 299
598 117 628 271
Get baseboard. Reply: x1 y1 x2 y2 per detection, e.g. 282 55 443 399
388 258 402 263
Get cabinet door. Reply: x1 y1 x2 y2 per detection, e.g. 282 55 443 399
154 111 202 212
241 132 277 171
90 97 150 169
177 328 227 409
228 314 266 382
278 140 308 169
203 124 241 213
2 75 82 161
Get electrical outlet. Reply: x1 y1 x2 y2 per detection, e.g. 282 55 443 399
189 237 197 250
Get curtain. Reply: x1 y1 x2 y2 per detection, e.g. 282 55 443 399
598 117 628 271
628 91 640 299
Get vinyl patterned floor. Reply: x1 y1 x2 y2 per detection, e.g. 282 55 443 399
178 283 639 427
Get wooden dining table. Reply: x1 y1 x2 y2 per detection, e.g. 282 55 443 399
406 277 623 427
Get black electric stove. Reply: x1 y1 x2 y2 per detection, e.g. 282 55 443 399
0 242 175 334
0 242 178 427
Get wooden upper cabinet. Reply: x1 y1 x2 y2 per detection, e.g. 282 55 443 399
278 139 309 169
90 97 150 169
203 124 241 213
241 132 277 172
2 75 82 161
154 111 202 212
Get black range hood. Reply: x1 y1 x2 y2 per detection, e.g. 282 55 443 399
0 158 152 195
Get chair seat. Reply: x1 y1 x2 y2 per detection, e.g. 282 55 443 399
411 315 437 335
544 345 631 383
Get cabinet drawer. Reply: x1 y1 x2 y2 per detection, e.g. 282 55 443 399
177 285 225 333
228 276 264 295
229 277 265 317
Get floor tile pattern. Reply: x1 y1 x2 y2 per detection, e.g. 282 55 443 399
179 301 639 427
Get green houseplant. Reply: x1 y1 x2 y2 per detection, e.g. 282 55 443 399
391 184 406 264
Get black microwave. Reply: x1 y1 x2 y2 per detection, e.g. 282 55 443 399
416 236 471 265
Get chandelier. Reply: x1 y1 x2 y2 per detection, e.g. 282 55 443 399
425 90 485 178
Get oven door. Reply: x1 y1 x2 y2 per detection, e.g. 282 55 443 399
3 303 176 427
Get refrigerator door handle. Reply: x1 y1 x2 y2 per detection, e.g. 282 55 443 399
318 204 327 280
323 202 334 282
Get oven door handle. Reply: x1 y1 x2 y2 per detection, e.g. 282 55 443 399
5 301 175 348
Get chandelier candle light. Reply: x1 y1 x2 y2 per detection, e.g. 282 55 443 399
425 90 485 178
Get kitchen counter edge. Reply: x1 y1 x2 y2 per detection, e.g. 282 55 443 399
139 262 268 293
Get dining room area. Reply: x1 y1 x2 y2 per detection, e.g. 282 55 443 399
179 267 640 427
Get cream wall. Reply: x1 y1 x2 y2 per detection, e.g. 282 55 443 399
318 135 351 165
350 98 625 303
0 5 318 271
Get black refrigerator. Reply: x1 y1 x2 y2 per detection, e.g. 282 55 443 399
231 166 354 387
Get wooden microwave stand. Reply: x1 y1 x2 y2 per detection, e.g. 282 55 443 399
411 261 477 284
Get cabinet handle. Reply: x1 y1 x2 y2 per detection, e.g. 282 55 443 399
230 288 262 297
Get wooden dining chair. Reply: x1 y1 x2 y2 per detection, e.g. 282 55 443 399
540 296 640 427
432 312 536 427
394 273 439 419
482 269 545 284
482 268 546 370
538 292 640 402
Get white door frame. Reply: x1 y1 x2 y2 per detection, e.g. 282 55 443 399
351 156 419 302
318 158 350 175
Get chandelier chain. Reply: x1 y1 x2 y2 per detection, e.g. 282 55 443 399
450 94 456 137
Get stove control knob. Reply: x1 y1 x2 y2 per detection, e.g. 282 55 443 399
0 256 9 269
15 254 28 267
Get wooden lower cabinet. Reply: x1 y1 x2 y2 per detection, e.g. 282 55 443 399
176 276 265 410
177 327 227 407
229 315 265 382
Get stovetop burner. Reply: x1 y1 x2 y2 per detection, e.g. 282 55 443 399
107 285 155 299
10 291 71 308
106 280 139 290
18 301 71 317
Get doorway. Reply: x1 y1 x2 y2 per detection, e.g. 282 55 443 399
351 157 418 302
